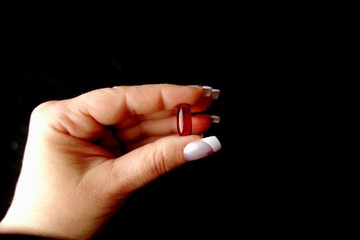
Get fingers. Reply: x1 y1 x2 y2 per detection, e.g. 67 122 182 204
55 83 215 140
117 115 214 143
38 84 217 141
73 84 212 126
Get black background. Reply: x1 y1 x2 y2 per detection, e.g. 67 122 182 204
0 24 241 238
0 14 322 238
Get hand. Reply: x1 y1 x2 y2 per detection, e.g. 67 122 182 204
0 84 221 239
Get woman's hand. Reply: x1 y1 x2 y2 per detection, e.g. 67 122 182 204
0 84 221 239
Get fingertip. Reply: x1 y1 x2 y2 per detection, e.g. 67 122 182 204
183 136 221 161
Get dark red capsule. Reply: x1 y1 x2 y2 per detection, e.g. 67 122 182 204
176 103 192 136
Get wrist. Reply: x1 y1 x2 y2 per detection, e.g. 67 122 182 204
0 211 77 240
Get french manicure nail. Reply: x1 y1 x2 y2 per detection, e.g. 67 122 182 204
189 85 213 97
184 136 221 161
209 115 221 123
193 114 221 123
211 89 220 100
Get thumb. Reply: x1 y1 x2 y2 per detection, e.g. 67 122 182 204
110 135 222 192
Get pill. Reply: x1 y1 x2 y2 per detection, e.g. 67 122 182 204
176 103 192 136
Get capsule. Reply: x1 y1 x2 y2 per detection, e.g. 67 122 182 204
176 103 192 136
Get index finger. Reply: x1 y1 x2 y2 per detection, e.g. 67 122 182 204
73 83 208 125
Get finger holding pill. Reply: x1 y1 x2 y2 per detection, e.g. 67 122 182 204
176 86 221 136
176 104 221 136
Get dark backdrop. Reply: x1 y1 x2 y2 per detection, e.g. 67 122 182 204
1 20 316 238
1 32 240 238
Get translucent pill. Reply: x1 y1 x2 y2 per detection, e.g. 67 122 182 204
176 103 192 136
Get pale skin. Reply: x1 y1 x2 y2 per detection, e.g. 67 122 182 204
0 84 217 239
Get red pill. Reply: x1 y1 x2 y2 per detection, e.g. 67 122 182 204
176 103 192 136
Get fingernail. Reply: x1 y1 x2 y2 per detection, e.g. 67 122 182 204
209 115 221 123
194 114 221 123
189 85 220 100
184 136 221 161
188 85 213 97
211 89 220 100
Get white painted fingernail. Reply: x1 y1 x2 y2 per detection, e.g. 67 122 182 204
193 114 221 123
209 115 221 123
189 85 213 97
211 89 220 100
184 136 221 161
